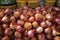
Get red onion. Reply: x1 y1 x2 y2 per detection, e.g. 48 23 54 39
44 27 51 34
2 15 9 23
20 14 25 20
2 24 8 29
14 11 20 18
0 11 4 18
24 22 32 30
28 16 34 22
2 36 9 40
46 20 52 27
15 25 23 32
31 37 37 40
4 28 12 36
42 11 47 15
32 21 39 28
54 36 60 40
14 37 23 40
17 20 24 25
55 18 60 24
46 35 52 39
4 8 12 14
28 30 35 38
40 21 47 28
14 31 21 37
36 27 43 33
10 16 16 22
45 13 53 21
35 13 43 21
23 6 28 10
52 30 57 36
9 22 16 29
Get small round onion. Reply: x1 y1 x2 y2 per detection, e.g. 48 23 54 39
32 21 39 28
54 36 60 40
31 37 37 40
14 31 21 37
4 28 12 36
0 11 4 18
35 13 43 21
46 20 52 27
46 35 52 40
55 18 60 24
17 20 24 25
10 16 16 22
44 27 51 34
14 37 23 40
2 15 9 23
45 13 53 21
2 36 9 40
14 11 20 18
24 22 32 30
42 11 47 15
52 30 57 36
36 27 43 33
15 25 23 32
2 24 8 29
28 30 34 38
20 14 25 20
40 21 47 28
28 16 34 22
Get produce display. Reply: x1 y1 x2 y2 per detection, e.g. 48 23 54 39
0 6 60 40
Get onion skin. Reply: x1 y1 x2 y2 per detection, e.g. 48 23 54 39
28 30 35 38
36 27 43 33
54 36 60 40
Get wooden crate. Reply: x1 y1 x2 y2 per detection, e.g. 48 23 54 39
28 3 38 8
45 1 55 6
17 1 26 8
16 0 26 2
45 0 56 2
28 0 39 3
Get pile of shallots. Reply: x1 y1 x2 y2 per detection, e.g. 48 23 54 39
0 6 60 40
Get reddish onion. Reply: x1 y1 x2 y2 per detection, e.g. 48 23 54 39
28 30 35 38
35 13 43 21
0 11 4 18
2 15 9 23
40 21 47 28
17 20 24 25
32 21 39 28
28 16 34 22
2 36 9 40
36 27 43 33
55 18 60 24
15 25 23 32
4 28 12 36
14 11 20 18
10 16 16 22
2 24 8 29
14 31 21 38
45 13 53 21
24 22 32 30
44 27 51 34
